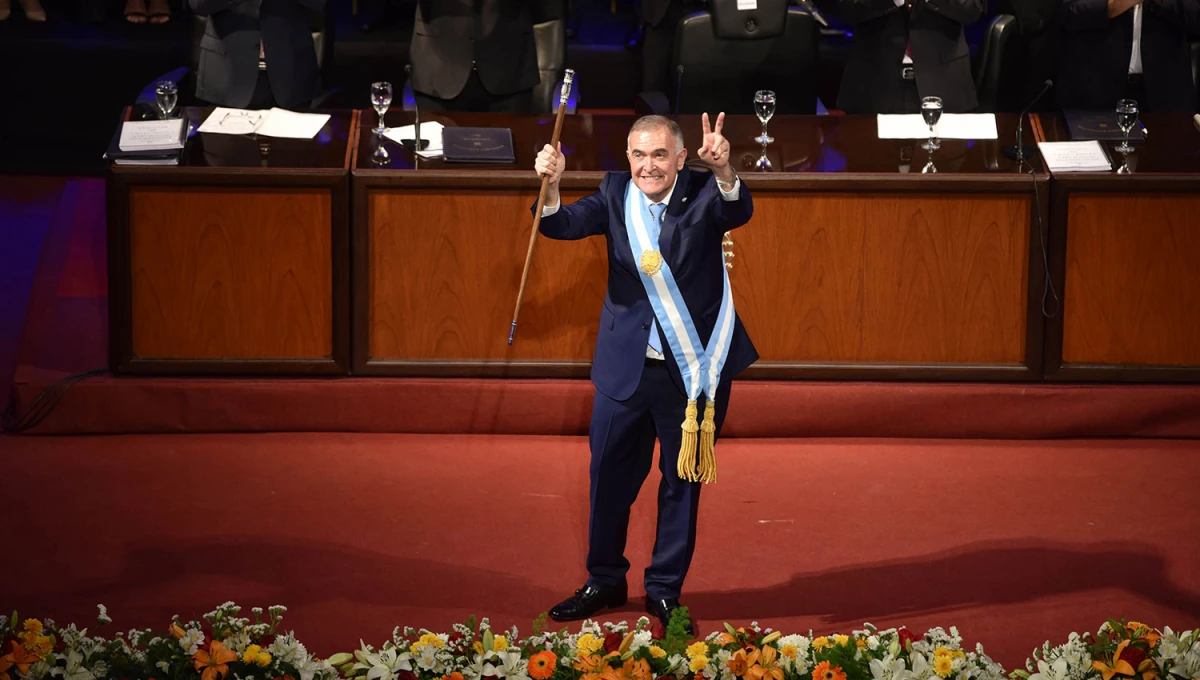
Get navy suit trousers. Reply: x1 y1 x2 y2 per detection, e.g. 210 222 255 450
585 359 733 601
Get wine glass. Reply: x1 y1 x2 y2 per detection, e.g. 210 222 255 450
1115 99 1138 154
155 80 178 119
921 96 942 151
754 90 776 145
371 81 393 135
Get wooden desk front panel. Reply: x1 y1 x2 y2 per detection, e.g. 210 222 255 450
734 193 1030 366
366 188 1032 373
1063 193 1200 367
368 189 606 363
129 187 334 359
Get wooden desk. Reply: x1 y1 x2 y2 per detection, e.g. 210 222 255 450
1036 113 1200 382
353 112 1049 381
106 107 356 375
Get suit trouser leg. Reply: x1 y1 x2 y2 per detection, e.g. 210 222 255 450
585 376 657 590
644 368 732 600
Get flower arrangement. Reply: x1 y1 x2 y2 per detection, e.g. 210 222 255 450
1 603 1197 680
1010 620 1200 680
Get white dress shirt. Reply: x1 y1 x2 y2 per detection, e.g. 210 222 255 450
542 171 742 359
1129 4 1143 75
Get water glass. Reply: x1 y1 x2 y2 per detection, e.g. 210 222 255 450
754 90 776 145
155 80 178 118
921 96 942 151
1115 99 1138 154
371 81 393 134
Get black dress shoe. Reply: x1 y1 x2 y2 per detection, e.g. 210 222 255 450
646 597 695 635
550 583 628 621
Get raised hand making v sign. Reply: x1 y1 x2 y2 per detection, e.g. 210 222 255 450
697 112 737 190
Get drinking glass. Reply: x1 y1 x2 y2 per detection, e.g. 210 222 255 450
1115 99 1138 154
371 81 393 135
754 90 776 145
155 80 178 118
921 96 942 151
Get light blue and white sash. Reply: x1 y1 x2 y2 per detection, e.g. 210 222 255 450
623 179 736 483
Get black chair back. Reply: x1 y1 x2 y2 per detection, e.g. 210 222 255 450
532 18 568 114
973 13 1021 112
671 0 819 115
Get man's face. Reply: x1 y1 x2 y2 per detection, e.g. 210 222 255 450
626 126 687 203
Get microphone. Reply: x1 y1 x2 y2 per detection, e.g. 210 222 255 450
402 64 428 151
1005 79 1053 163
674 65 684 115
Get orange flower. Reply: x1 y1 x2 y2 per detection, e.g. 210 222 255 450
193 640 239 680
623 658 652 680
443 673 465 680
1 640 40 680
575 653 615 680
727 649 751 677
530 651 557 680
1093 641 1137 680
1127 623 1161 649
813 661 847 680
747 646 785 680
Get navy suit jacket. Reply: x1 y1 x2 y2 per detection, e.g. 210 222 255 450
537 167 759 402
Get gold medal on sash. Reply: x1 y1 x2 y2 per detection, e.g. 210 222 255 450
639 249 664 277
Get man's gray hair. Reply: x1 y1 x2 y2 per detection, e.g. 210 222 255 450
628 115 685 154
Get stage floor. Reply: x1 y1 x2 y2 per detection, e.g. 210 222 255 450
3 431 1199 672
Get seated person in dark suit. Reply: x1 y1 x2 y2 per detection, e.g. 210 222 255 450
1055 0 1200 112
820 0 984 113
189 0 325 110
408 0 541 113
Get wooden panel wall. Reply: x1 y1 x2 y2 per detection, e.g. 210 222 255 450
369 189 606 361
1063 193 1200 366
129 187 334 359
369 189 1031 366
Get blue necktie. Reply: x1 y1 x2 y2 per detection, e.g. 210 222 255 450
646 203 667 354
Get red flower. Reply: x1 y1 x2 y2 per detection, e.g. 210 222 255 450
898 629 920 651
604 633 623 653
399 672 418 680
1120 646 1149 671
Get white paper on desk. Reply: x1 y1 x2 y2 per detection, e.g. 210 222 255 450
197 107 270 135
877 113 998 139
254 108 330 138
384 121 445 158
119 119 186 151
1037 140 1113 172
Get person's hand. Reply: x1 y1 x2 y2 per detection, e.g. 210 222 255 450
697 112 730 172
535 142 565 185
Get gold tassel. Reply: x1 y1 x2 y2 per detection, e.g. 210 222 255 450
676 399 700 481
697 399 717 483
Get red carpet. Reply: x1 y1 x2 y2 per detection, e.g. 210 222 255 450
3 433 1199 672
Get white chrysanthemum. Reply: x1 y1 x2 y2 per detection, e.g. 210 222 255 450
413 645 444 673
270 633 312 667
630 630 653 653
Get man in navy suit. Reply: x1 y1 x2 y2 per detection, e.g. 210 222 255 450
533 114 758 630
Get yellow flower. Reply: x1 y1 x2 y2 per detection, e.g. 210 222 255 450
812 637 831 652
857 639 868 650
577 634 604 656
934 648 963 659
493 636 509 652
779 645 799 660
690 655 710 673
834 636 850 647
648 646 667 659
934 656 954 678
243 645 264 664
473 642 485 655
22 621 43 636
687 642 710 659
255 653 272 668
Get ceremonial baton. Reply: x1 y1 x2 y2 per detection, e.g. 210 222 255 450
508 69 575 345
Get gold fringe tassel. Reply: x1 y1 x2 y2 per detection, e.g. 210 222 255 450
676 399 700 481
697 399 717 483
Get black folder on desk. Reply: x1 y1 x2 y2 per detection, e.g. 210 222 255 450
1063 110 1145 142
441 127 516 163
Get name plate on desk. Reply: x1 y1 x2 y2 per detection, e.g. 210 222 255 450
1063 110 1144 141
442 127 516 163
